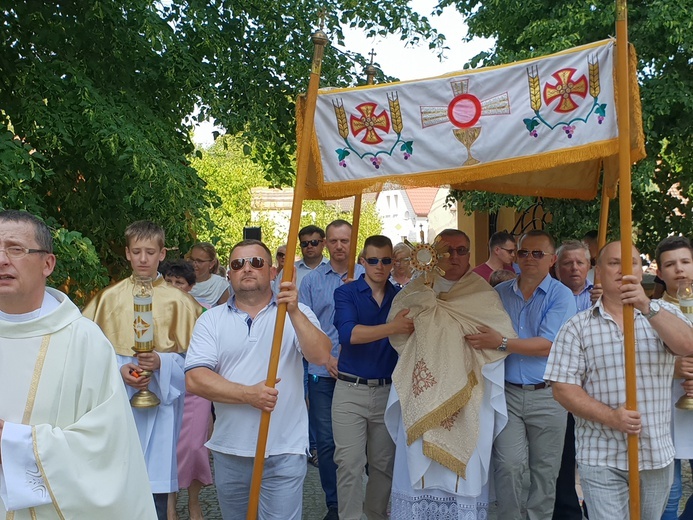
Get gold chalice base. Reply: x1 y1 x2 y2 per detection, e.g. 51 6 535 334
130 345 160 408
675 394 693 411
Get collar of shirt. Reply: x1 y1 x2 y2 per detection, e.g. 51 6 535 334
510 272 553 300
227 293 277 312
296 257 328 270
354 274 398 298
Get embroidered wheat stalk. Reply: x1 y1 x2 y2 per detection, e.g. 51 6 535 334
588 55 601 98
332 99 349 139
527 65 542 112
388 91 403 133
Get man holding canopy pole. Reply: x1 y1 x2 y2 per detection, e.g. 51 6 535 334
185 239 330 519
545 240 693 519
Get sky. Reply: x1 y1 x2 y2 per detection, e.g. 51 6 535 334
192 0 494 147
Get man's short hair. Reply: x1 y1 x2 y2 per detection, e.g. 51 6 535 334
437 228 471 244
0 210 53 253
489 231 515 251
229 239 273 265
363 235 393 251
655 236 693 266
125 221 165 249
298 225 325 239
489 269 516 287
556 240 591 262
596 240 642 264
519 230 556 252
582 230 598 242
164 260 196 286
326 219 352 235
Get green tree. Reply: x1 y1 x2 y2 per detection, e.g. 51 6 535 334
1 0 438 288
193 136 382 265
444 0 693 254
191 136 276 263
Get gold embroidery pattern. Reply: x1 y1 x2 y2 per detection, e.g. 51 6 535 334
439 410 461 431
412 358 437 397
22 336 50 424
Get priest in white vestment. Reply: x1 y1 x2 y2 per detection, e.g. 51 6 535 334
0 210 156 519
385 229 516 519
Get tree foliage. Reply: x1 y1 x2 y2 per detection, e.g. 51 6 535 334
444 0 693 254
1 0 438 287
192 136 382 265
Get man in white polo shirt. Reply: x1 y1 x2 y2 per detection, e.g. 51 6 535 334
185 239 331 520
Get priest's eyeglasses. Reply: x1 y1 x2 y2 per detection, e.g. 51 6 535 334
447 246 470 257
0 247 50 259
517 249 552 259
365 257 393 265
230 256 266 271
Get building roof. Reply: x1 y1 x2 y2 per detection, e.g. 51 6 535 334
405 187 440 217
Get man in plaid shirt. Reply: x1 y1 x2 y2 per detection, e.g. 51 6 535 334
545 241 693 519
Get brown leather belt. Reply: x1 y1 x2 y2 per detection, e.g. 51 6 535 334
506 381 549 390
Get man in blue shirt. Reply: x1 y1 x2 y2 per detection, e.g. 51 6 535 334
332 235 414 520
298 219 364 520
465 229 576 520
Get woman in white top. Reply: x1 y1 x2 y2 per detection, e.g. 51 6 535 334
187 242 230 306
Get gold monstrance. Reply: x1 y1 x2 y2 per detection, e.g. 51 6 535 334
402 231 450 285
131 276 160 408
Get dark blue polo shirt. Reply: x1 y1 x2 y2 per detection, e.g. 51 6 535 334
333 274 400 379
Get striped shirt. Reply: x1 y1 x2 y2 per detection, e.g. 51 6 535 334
545 299 686 470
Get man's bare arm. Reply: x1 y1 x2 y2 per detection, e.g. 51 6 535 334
186 367 280 413
552 382 641 434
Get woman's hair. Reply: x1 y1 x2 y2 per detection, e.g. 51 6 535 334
189 242 220 273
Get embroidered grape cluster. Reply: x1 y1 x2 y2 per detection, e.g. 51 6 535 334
529 129 538 138
562 125 576 138
597 116 604 124
403 152 411 160
338 160 347 167
371 157 383 169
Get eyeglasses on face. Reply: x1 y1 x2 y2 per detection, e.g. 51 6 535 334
394 257 411 265
276 252 286 258
229 256 266 271
448 246 470 257
365 257 393 266
0 247 50 259
300 239 323 248
517 249 553 259
500 247 517 255
190 257 212 264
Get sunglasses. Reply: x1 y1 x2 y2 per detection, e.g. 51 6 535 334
448 246 470 256
500 247 517 255
230 256 266 271
517 249 553 259
276 252 286 258
365 257 393 265
300 239 323 248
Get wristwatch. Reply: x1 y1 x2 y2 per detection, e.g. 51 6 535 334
497 337 509 352
644 301 661 320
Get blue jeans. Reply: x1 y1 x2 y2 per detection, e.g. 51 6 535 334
212 452 306 520
308 375 338 509
663 459 693 520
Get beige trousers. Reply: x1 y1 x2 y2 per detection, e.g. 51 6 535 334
332 379 395 520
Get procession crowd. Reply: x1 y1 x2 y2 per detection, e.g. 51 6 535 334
1 208 693 520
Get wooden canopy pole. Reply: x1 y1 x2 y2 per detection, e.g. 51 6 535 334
246 28 329 520
347 56 377 278
615 1 640 517
594 186 610 285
